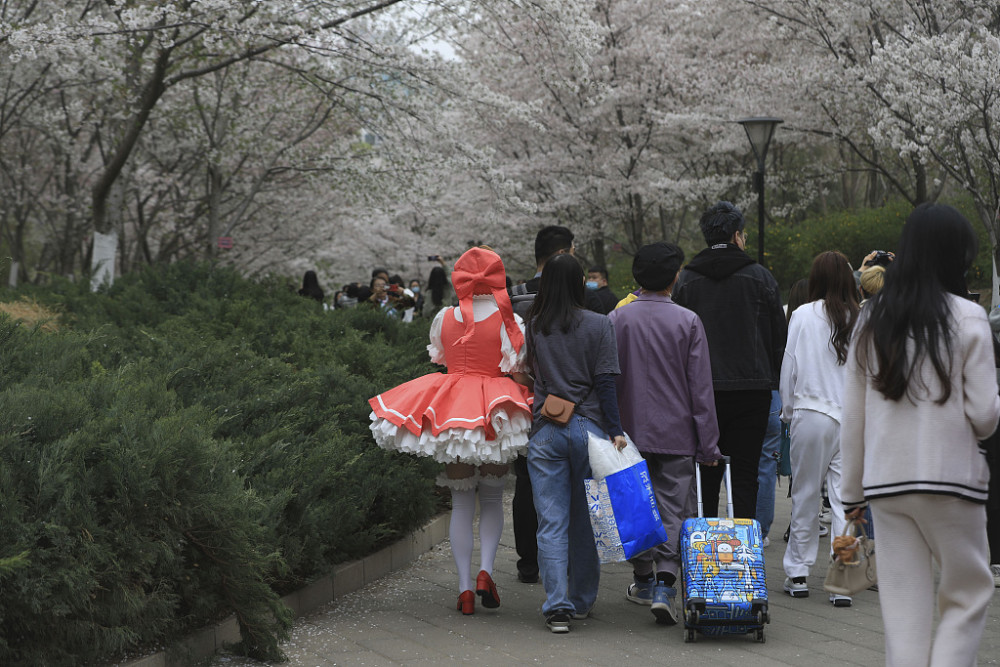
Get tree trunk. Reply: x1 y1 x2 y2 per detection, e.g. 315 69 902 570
627 192 644 251
592 236 606 270
208 164 223 259
913 158 928 204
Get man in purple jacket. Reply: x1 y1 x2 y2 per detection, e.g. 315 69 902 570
608 241 722 626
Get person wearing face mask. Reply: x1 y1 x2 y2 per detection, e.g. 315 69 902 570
584 266 619 315
409 279 425 316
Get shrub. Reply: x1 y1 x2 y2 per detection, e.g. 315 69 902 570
764 198 993 294
0 262 442 664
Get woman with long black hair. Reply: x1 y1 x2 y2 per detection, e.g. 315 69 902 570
427 261 450 313
780 252 860 605
524 253 626 633
841 203 999 665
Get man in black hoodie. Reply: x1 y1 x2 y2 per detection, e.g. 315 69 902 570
672 201 786 520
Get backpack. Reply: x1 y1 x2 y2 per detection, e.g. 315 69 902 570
510 282 535 319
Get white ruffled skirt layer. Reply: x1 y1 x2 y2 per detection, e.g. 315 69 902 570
369 407 531 467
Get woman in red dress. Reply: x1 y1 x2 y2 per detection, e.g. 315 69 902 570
369 247 532 615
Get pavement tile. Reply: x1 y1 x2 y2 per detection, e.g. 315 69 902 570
217 480 1000 666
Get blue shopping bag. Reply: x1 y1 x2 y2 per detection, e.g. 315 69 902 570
585 460 669 563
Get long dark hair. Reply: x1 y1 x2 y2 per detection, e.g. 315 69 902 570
808 251 859 364
298 270 324 302
855 203 978 403
786 278 810 326
427 266 448 307
528 253 585 335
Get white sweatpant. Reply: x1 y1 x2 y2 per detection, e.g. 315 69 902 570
783 409 847 579
872 494 993 667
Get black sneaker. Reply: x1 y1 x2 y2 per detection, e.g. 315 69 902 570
545 612 571 633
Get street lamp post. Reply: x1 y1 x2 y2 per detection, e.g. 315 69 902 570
738 117 783 266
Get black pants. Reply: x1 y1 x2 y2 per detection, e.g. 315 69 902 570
512 454 538 578
700 390 771 519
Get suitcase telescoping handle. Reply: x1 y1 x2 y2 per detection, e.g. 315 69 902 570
695 455 733 519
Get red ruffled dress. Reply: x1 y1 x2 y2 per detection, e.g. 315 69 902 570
369 298 533 467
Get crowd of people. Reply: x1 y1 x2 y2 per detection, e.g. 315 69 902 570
298 255 620 323
360 200 999 665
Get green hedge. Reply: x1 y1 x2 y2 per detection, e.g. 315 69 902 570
0 262 442 665
761 199 993 293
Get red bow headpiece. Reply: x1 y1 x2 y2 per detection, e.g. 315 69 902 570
450 247 524 351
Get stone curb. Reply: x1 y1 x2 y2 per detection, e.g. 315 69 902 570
118 512 451 667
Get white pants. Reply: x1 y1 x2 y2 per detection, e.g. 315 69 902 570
783 409 847 579
872 494 992 667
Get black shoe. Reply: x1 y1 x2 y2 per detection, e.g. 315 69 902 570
518 571 539 584
783 524 790 542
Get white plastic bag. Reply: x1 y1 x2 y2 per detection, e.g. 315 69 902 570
587 431 643 480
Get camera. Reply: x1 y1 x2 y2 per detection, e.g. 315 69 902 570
386 284 400 294
427 255 441 262
865 250 893 268
968 292 981 303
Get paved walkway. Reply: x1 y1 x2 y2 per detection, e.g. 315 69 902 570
220 480 1000 666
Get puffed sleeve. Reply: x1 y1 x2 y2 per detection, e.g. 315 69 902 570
426 308 449 365
499 313 528 373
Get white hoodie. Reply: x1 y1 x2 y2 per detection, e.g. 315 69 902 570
780 299 848 423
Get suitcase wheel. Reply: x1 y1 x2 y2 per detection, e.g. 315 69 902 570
755 628 766 643
685 628 697 643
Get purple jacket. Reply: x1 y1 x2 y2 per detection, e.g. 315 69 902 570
608 293 721 462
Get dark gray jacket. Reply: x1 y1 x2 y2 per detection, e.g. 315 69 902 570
672 244 786 391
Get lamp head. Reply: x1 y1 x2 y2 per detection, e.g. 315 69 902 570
738 117 783 170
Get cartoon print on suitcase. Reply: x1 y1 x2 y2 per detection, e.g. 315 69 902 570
681 458 769 643
681 517 768 640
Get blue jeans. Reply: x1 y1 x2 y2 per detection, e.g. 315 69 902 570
755 391 782 538
527 415 602 617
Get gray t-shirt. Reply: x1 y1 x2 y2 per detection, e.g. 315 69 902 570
529 310 620 434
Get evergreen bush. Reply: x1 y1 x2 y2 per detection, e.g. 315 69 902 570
765 198 993 293
0 263 441 665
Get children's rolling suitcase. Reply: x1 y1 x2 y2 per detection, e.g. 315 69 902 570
680 456 769 643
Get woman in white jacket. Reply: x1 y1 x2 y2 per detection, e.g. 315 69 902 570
841 204 999 666
780 251 859 606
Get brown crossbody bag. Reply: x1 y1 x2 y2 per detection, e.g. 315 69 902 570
540 393 575 425
528 328 578 426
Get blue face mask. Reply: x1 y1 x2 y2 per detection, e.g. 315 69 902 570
585 280 599 291
410 286 420 294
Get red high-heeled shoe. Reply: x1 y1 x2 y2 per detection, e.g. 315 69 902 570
476 570 500 608
457 590 475 615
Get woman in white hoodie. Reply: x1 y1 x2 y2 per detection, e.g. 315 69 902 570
780 251 859 606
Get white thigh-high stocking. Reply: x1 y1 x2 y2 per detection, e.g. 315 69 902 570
477 476 506 574
449 486 476 593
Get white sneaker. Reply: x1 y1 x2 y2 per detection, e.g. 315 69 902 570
762 536 770 548
818 523 830 538
991 564 1000 588
783 577 808 598
818 507 832 524
829 594 852 607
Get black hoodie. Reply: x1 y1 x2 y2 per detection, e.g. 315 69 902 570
685 244 756 281
673 244 786 391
